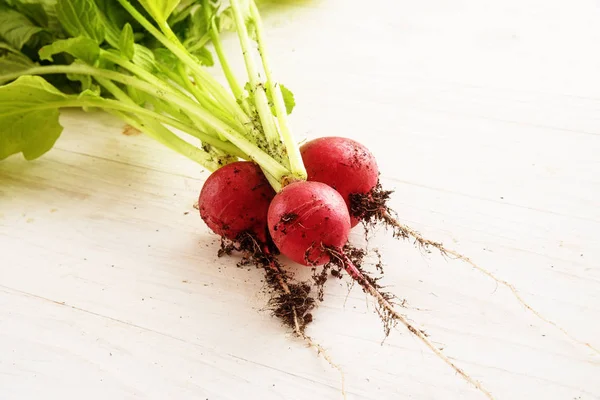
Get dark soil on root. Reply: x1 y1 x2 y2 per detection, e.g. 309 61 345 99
216 232 397 337
265 269 315 330
349 181 393 225
348 181 406 238
311 266 331 302
217 232 316 333
324 244 399 338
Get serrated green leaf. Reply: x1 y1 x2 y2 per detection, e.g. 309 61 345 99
38 36 100 64
56 0 104 43
0 75 68 160
0 5 45 50
119 23 135 60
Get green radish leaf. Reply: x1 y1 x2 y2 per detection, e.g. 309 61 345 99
166 0 196 27
153 47 178 70
5 0 61 34
188 3 209 37
6 0 50 28
137 0 180 23
77 87 102 99
0 55 34 74
132 43 156 72
38 36 100 64
76 86 103 111
94 0 131 47
191 46 213 67
65 60 101 93
119 23 135 60
0 5 45 50
265 83 295 115
0 75 68 160
56 0 105 44
243 81 255 105
278 84 295 115
0 42 36 74
94 0 140 29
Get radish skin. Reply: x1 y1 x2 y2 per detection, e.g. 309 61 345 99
300 136 379 227
268 181 351 266
199 161 275 243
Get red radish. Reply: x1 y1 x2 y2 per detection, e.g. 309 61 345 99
300 137 379 227
268 181 351 266
199 161 275 243
265 179 496 398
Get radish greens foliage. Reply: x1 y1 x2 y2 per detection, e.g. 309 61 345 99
0 0 301 190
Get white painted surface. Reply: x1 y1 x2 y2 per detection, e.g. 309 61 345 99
1 1 599 399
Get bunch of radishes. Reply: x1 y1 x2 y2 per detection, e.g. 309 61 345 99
199 136 380 269
191 3 593 396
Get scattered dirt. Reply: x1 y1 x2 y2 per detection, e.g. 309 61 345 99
273 212 298 234
217 231 316 333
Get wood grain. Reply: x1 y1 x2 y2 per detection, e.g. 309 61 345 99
1 0 599 399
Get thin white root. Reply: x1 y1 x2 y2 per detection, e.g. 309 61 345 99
330 249 494 399
366 283 495 400
274 273 347 400
388 216 600 357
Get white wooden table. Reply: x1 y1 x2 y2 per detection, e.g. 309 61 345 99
1 1 599 399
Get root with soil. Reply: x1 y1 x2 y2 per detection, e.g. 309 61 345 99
351 182 600 356
218 232 347 399
324 245 495 400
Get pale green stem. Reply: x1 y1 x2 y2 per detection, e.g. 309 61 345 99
202 0 246 111
101 50 224 135
177 62 208 105
1 66 286 179
97 77 247 159
114 0 248 125
186 33 211 54
229 0 280 150
249 0 307 180
117 111 222 171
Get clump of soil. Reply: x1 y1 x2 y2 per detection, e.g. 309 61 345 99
348 181 406 237
217 231 316 333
